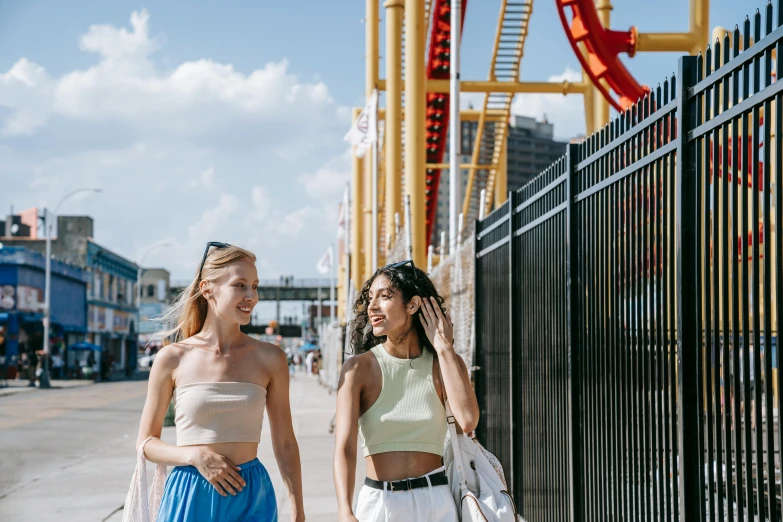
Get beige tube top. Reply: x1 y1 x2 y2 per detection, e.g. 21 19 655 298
172 382 267 446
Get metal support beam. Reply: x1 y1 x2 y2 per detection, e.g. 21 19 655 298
365 0 380 281
384 0 403 251
494 133 508 209
580 46 597 135
378 108 508 120
426 163 493 170
378 78 588 94
350 108 365 290
404 0 427 268
595 0 613 129
634 0 710 55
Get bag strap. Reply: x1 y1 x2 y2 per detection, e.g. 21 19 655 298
438 362 469 495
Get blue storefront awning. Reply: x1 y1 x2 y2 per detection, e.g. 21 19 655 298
69 342 102 351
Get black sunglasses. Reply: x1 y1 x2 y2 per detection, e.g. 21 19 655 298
198 241 231 280
382 259 420 287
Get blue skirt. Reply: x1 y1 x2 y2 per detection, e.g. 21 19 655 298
156 458 277 522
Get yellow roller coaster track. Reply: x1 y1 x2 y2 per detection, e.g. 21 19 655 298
462 0 534 228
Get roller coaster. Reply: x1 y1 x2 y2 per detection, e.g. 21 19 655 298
340 0 711 307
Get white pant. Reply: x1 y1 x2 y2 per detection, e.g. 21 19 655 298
354 467 458 522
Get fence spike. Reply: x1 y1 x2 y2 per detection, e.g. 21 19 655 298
723 33 731 61
766 1 774 35
715 38 721 68
663 77 670 104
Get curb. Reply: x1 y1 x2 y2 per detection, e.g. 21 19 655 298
0 380 95 398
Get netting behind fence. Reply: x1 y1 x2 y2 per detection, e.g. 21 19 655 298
428 230 476 369
318 322 343 392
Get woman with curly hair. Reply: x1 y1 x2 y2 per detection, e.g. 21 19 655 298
333 260 479 521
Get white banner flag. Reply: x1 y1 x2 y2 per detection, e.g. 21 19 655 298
316 246 333 275
344 89 378 158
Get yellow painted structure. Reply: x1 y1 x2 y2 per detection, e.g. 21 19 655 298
378 79 588 94
404 0 427 268
350 107 365 291
594 0 613 129
384 0 404 252
348 0 717 292
634 0 709 55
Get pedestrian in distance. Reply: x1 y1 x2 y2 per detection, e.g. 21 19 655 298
132 242 305 522
333 260 479 522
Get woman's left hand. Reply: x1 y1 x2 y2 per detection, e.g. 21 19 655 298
419 296 454 353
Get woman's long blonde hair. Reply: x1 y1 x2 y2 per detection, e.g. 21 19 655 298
157 245 256 342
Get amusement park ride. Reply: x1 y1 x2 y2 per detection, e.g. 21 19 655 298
338 0 714 315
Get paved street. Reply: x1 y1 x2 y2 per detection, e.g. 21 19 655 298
0 372 364 521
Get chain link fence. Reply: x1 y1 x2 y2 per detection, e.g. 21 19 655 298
428 230 476 369
318 322 344 393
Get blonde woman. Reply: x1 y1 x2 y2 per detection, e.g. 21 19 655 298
334 260 479 521
135 242 304 521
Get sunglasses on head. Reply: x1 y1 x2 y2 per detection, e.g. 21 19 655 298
382 259 420 287
198 241 231 280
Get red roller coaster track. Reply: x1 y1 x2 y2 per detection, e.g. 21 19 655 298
424 0 468 247
424 0 652 244
555 0 649 112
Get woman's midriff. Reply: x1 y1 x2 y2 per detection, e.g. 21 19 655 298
189 442 259 466
366 451 444 482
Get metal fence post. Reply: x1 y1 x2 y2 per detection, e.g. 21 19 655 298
474 218 483 439
674 54 701 522
565 142 582 521
507 191 517 495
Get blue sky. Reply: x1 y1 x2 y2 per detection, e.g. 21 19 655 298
0 0 760 318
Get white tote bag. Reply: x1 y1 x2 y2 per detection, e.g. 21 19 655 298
122 436 167 522
443 402 517 522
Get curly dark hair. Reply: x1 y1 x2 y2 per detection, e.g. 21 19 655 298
349 261 446 356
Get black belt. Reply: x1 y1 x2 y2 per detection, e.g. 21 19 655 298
365 470 449 492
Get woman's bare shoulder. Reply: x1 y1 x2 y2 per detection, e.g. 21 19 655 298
151 343 187 368
246 337 286 364
340 350 378 379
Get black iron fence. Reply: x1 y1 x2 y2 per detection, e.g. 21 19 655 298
474 4 782 521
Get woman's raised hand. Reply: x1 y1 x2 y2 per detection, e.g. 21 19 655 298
419 296 454 353
190 448 247 497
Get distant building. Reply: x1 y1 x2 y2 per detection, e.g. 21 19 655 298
506 115 568 189
0 214 139 375
0 246 88 378
138 268 171 343
432 115 568 243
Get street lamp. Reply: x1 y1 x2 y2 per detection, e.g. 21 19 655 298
40 187 102 389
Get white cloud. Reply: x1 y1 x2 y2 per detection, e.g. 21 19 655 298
250 186 271 222
511 66 585 140
298 148 351 201
0 8 340 139
276 206 319 236
1 9 350 285
0 59 53 135
189 167 217 190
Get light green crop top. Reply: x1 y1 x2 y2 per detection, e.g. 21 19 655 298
357 345 447 457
